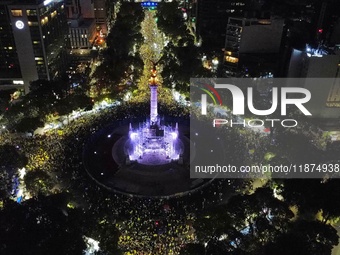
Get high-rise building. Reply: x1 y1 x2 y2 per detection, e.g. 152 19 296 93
65 0 94 19
0 1 23 91
81 0 94 18
224 17 284 76
0 0 68 93
65 0 96 49
93 0 107 34
65 0 106 37
195 0 262 49
68 16 96 49
287 47 340 119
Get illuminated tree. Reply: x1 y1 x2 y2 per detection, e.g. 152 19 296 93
135 10 173 104
138 11 164 92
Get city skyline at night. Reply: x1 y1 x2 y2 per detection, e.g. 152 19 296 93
0 0 340 254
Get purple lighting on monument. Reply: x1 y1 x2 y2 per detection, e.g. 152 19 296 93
171 132 178 140
149 64 158 124
126 64 181 165
130 132 138 140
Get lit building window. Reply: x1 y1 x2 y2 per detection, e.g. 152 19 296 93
51 10 57 18
26 9 37 16
11 10 22 16
225 56 239 63
41 16 48 24
28 21 39 26
13 80 24 84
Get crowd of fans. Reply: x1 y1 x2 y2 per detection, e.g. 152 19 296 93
1 101 246 254
2 99 331 254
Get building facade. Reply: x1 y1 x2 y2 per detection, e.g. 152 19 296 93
0 1 23 90
224 17 284 76
195 0 264 50
93 0 107 34
69 17 96 49
0 0 68 93
287 47 340 119
65 0 105 49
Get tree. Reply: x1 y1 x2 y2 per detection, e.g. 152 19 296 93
56 93 93 117
264 232 312 255
180 243 205 255
92 2 144 95
194 187 294 254
24 169 54 196
156 2 188 43
0 144 28 171
160 42 209 94
318 179 340 223
265 220 338 255
0 89 15 114
282 179 323 215
14 116 44 133
0 194 86 255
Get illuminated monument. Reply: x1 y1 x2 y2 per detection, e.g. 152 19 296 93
150 64 158 124
83 65 218 198
127 65 180 165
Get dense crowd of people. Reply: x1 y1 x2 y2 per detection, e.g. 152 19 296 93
1 100 333 254
0 102 242 254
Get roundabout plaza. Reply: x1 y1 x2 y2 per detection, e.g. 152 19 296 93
83 67 223 198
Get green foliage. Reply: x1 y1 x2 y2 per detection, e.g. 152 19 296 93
24 169 54 196
93 2 145 94
264 220 338 255
0 144 28 170
0 194 86 255
194 187 297 254
15 117 44 133
156 2 188 43
56 92 93 116
3 77 94 132
160 42 210 95
180 243 205 255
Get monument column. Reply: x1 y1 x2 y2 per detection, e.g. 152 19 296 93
149 65 158 124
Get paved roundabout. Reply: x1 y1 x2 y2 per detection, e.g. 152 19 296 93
83 117 225 198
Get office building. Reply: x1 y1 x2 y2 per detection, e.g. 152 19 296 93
94 0 107 34
69 16 96 49
0 0 68 93
195 0 263 49
224 17 284 76
0 0 23 91
65 0 96 49
287 47 340 119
